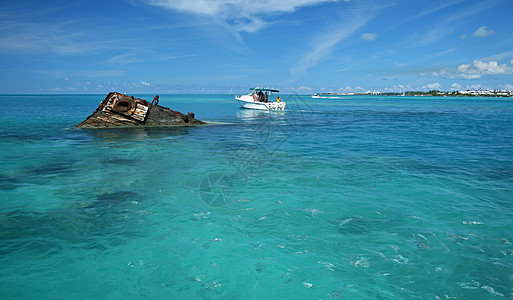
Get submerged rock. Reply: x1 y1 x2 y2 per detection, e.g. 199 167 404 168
76 92 206 128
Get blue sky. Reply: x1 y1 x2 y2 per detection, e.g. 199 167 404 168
1 0 513 94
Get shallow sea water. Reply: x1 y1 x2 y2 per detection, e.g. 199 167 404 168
1 94 513 299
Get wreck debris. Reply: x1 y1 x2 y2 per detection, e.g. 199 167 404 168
76 92 206 128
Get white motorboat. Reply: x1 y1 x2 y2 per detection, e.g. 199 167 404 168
235 88 286 110
311 92 345 99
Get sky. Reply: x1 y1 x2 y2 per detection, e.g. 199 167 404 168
1 0 513 94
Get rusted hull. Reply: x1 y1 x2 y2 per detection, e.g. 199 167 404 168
76 92 206 128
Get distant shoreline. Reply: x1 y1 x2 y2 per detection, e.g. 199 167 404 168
313 90 513 97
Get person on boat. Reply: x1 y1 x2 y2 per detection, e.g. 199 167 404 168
257 91 264 102
276 96 281 102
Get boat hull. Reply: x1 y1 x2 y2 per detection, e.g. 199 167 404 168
235 95 286 110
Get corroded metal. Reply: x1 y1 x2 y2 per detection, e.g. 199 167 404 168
76 92 205 128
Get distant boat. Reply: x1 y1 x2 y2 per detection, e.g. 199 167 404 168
311 92 346 99
235 88 286 110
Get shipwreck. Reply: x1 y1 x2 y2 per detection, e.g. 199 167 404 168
76 92 206 128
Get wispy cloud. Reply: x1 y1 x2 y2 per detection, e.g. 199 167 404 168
290 3 380 81
482 51 513 62
405 1 500 48
0 19 83 54
503 83 513 90
103 52 195 65
146 0 339 33
410 26 449 47
50 79 157 93
0 17 134 55
360 33 377 41
425 48 456 59
406 0 466 22
103 53 144 65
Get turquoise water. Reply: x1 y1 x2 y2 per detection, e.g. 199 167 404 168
1 94 512 299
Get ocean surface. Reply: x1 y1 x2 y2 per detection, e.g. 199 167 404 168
1 94 512 299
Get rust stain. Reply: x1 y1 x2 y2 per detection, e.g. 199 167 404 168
76 92 206 128
102 93 149 123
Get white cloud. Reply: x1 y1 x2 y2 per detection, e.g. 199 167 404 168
360 33 377 41
422 67 476 79
469 60 512 74
338 86 366 92
296 86 314 92
511 59 513 65
451 83 463 90
458 64 471 73
502 83 513 90
423 59 513 80
381 85 413 92
472 26 495 37
466 83 484 90
147 0 338 33
424 83 441 90
461 74 482 79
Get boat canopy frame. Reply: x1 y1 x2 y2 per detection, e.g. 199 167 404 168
250 88 280 93
249 88 280 103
